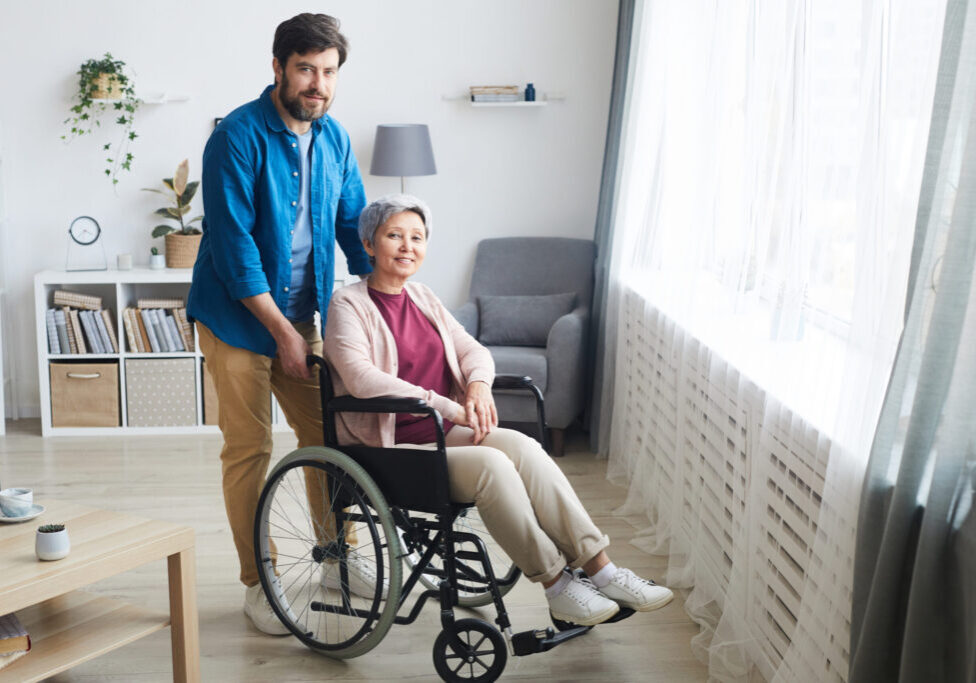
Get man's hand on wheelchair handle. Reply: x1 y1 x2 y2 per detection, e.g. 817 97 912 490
462 380 498 445
275 325 312 379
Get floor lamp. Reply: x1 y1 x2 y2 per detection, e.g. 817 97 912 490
369 124 437 193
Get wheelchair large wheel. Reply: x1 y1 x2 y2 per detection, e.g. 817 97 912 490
402 507 519 607
254 446 402 659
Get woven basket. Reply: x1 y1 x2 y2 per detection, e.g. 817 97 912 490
91 73 123 100
165 233 202 268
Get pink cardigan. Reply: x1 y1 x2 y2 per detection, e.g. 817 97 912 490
323 279 495 447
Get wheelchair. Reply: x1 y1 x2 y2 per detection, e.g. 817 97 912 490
253 355 633 682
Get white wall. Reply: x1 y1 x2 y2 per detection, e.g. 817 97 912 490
0 0 617 417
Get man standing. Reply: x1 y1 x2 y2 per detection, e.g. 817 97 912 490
187 13 373 635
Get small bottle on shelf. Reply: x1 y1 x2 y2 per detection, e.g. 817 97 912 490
524 83 536 102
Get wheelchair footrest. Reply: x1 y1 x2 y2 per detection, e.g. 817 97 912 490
511 625 589 656
604 606 636 623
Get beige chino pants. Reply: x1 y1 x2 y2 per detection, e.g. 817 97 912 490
197 321 357 587
408 426 609 584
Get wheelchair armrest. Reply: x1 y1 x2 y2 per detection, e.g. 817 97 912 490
328 395 431 415
492 374 534 390
490 375 549 452
325 395 446 452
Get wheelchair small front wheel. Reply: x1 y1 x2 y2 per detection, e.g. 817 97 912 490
254 446 402 659
432 618 507 683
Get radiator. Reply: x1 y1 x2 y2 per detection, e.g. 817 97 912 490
611 288 851 681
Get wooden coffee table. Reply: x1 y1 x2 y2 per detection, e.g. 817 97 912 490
0 500 199 682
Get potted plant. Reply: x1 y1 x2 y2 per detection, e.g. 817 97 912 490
149 246 166 269
143 159 203 268
62 53 140 186
36 523 70 561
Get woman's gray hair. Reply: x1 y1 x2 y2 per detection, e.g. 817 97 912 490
357 193 432 245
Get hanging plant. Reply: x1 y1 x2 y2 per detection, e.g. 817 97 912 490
62 53 140 186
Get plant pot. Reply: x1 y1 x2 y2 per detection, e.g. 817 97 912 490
150 253 166 270
36 527 70 561
165 232 202 268
92 73 123 100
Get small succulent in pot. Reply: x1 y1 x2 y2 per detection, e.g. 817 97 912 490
143 159 203 238
36 523 70 561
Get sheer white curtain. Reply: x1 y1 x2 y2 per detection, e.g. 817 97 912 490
600 1 946 680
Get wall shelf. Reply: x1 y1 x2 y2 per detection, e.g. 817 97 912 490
91 92 190 105
441 92 566 107
471 100 548 108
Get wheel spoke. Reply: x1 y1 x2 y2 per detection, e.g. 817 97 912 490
256 453 400 658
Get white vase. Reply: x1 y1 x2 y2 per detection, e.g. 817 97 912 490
35 527 70 561
149 253 166 270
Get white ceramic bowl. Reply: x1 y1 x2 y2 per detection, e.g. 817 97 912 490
0 488 33 517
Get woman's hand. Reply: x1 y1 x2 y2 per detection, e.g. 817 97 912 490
462 380 498 445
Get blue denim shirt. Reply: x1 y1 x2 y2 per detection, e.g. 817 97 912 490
188 85 371 357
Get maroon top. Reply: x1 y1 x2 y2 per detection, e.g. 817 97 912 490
368 287 455 444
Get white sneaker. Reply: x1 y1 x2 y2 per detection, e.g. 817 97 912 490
244 583 291 636
596 567 673 612
320 552 389 600
547 573 620 626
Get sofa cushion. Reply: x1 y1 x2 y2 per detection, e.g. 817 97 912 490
487 346 548 393
477 292 577 346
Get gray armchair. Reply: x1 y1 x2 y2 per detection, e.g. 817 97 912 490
455 237 595 456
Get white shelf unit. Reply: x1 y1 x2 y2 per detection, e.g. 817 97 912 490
34 268 288 437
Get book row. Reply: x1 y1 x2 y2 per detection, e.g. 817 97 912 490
45 307 118 355
45 307 195 355
121 307 195 353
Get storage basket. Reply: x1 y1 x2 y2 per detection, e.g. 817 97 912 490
50 362 120 427
125 358 196 426
202 360 220 426
164 233 202 268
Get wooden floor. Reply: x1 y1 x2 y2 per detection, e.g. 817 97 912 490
0 420 707 682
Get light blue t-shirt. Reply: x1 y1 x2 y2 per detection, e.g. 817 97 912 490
285 129 315 321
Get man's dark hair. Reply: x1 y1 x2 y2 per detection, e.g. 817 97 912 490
273 13 348 68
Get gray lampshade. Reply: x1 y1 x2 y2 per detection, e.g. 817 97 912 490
369 124 437 177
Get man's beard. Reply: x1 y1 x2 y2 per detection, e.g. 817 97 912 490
278 72 330 122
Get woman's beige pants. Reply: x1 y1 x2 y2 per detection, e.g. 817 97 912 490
409 426 609 585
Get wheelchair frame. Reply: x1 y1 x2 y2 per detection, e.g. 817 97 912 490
253 354 630 682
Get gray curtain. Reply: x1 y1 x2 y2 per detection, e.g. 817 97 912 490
588 0 637 451
850 1 976 680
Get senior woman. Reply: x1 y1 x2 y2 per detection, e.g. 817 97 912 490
324 194 673 626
